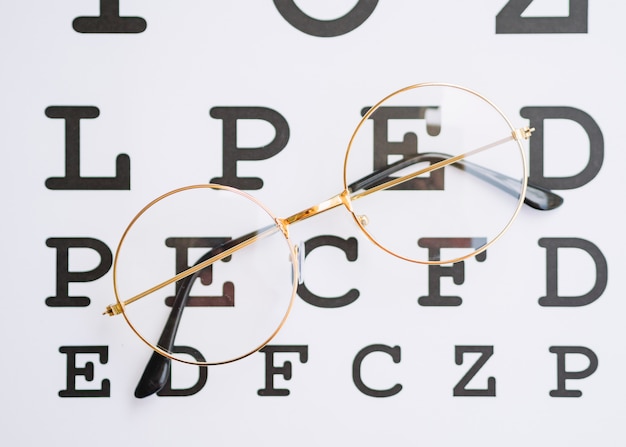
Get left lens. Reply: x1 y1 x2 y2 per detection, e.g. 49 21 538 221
343 83 528 264
113 184 297 365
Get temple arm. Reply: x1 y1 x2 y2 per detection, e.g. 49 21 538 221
347 152 563 211
134 227 272 398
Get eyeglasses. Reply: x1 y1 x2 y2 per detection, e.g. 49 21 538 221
104 83 562 397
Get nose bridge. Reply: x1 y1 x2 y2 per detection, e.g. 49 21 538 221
283 191 347 226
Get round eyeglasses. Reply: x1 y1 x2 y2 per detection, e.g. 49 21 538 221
105 83 563 397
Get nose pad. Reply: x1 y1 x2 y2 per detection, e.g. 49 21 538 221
296 240 305 284
290 240 306 285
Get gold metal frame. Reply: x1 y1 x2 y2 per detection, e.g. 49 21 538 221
342 82 530 265
111 183 300 366
107 82 532 366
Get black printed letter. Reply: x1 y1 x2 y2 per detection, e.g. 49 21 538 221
210 107 289 190
550 346 598 397
257 345 308 396
297 235 359 308
539 238 607 307
496 0 588 34
156 346 208 397
165 237 234 307
521 107 603 190
418 237 487 306
45 106 130 190
59 346 110 397
353 344 402 398
46 237 112 307
453 346 496 397
73 0 146 33
363 106 442 190
273 0 378 37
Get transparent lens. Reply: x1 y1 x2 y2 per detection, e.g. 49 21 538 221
113 184 297 365
343 83 527 264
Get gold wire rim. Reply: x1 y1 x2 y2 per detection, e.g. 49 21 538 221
112 183 299 366
112 83 530 364
341 82 529 265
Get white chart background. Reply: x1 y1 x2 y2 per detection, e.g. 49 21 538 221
1 1 624 446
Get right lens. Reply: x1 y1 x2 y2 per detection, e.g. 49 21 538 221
113 184 297 365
